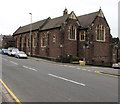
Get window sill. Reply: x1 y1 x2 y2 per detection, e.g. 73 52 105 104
68 39 76 41
41 46 46 48
96 40 105 42
80 40 85 41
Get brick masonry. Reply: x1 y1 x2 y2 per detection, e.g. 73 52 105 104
13 9 113 66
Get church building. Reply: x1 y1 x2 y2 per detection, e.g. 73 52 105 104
13 9 113 66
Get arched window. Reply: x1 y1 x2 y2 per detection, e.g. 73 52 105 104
21 36 24 48
69 25 76 40
53 35 56 43
41 35 47 47
96 24 105 41
32 33 37 47
27 35 29 47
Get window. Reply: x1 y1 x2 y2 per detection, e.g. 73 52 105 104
32 34 37 47
32 36 34 47
96 24 105 41
16 38 19 48
47 34 50 45
21 37 24 47
34 36 36 47
41 35 47 47
69 25 76 40
27 36 29 47
24 36 26 46
80 31 86 41
53 35 56 43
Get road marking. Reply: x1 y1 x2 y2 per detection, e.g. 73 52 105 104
2 58 8 61
10 61 18 65
0 79 22 104
81 69 87 71
94 71 118 78
68 66 75 68
23 65 37 71
63 65 68 67
48 73 86 86
94 71 100 73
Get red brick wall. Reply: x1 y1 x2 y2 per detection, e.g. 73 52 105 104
38 28 61 58
63 19 79 56
83 16 112 65
37 19 80 59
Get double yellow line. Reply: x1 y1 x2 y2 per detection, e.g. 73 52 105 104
0 79 22 104
94 71 118 78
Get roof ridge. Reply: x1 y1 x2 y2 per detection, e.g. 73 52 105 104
39 17 51 29
40 14 69 31
21 18 49 28
78 11 99 17
77 11 99 28
50 14 69 20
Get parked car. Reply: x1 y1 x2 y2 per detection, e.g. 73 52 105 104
15 51 27 59
2 49 8 55
112 62 120 69
7 47 15 55
8 47 15 50
8 47 19 56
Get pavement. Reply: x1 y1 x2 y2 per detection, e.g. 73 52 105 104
28 56 120 77
0 80 16 103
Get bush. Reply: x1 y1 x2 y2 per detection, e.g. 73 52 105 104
62 55 71 63
72 56 79 61
57 55 79 63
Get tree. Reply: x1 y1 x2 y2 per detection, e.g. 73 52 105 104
112 37 120 44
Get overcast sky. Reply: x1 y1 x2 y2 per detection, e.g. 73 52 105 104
0 0 119 37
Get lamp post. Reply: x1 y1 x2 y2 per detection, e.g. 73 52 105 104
29 13 32 56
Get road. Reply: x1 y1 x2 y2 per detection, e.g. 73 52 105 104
2 55 118 102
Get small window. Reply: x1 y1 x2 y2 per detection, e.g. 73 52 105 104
27 37 29 47
16 38 19 48
41 35 47 47
21 37 24 47
80 31 86 41
53 35 56 43
69 25 76 40
32 34 37 47
24 36 26 46
32 36 35 47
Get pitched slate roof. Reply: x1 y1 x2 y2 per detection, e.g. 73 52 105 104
78 11 99 28
41 14 69 31
13 14 69 35
13 10 100 35
13 18 50 35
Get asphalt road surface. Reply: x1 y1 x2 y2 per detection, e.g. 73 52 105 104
2 55 118 102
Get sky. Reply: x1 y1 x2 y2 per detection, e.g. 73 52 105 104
0 0 119 38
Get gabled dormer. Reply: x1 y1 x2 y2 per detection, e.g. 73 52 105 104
69 11 77 20
93 9 110 42
68 11 81 26
98 8 104 18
